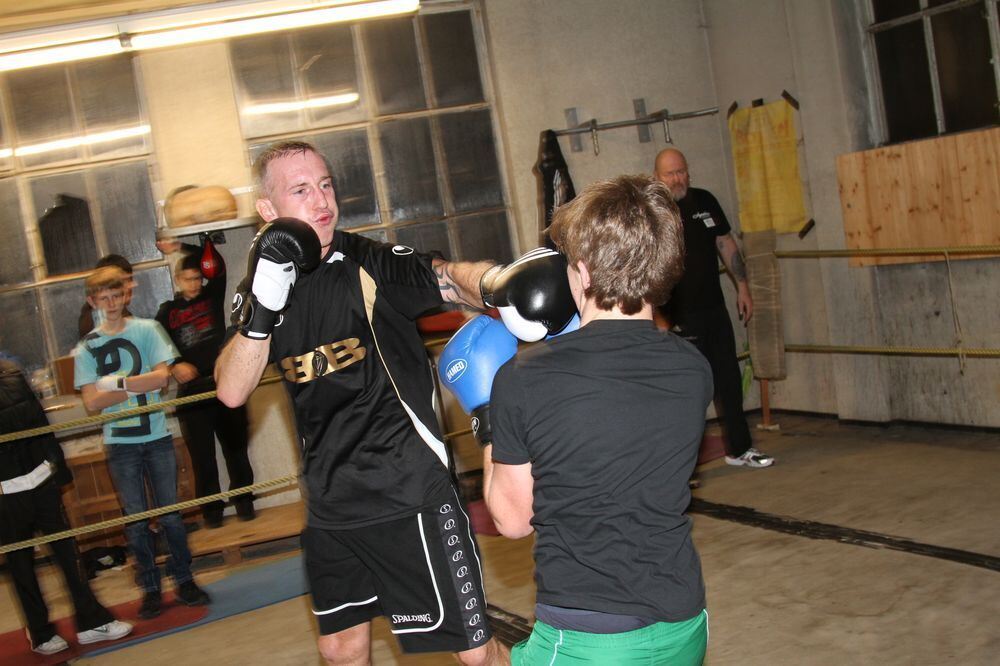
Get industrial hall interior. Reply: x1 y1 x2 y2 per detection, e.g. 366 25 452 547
0 0 996 665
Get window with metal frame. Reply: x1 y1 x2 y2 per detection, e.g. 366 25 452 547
862 0 1000 144
0 54 170 375
230 5 515 264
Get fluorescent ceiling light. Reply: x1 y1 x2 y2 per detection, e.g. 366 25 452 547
129 0 419 50
242 93 361 116
0 0 419 73
0 38 123 72
123 0 376 34
0 124 151 158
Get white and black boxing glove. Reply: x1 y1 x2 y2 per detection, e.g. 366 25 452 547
232 218 321 339
480 247 577 342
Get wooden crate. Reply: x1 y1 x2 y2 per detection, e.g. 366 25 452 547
60 437 197 549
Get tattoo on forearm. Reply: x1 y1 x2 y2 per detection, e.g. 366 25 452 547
435 261 480 307
731 252 748 281
434 262 459 300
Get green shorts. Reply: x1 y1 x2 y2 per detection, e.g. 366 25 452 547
511 609 707 665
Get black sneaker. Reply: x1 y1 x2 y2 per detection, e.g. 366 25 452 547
235 501 256 522
203 511 224 529
175 580 211 606
138 591 162 619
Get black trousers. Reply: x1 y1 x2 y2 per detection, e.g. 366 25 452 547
674 305 753 458
176 387 253 518
0 482 114 646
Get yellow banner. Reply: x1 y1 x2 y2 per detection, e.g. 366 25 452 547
728 100 806 233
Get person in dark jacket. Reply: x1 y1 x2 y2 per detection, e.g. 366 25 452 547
155 250 254 526
0 358 132 655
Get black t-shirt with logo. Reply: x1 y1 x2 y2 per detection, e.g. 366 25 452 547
267 230 453 529
491 319 712 622
156 268 228 386
665 187 731 322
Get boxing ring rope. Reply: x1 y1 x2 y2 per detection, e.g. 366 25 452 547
2 242 997 555
772 244 1000 258
0 477 295 555
0 375 281 445
771 243 1000 372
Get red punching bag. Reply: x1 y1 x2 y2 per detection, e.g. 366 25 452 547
200 236 223 279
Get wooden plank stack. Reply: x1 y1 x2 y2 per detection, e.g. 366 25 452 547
836 127 1000 266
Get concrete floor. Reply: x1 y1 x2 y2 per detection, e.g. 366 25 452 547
2 413 997 664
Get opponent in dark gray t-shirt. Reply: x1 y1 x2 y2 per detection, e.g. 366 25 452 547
484 175 712 664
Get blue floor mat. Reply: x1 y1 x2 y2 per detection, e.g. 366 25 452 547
81 554 308 658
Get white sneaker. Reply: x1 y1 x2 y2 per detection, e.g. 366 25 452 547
725 447 775 468
77 620 133 645
31 634 69 655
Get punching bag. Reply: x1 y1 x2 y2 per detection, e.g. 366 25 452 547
536 130 576 249
200 235 224 280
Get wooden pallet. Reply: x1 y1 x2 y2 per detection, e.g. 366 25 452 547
184 501 305 566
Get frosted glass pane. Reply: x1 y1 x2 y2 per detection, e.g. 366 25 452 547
379 118 441 222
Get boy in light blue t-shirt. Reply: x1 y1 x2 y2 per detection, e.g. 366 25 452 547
74 266 211 620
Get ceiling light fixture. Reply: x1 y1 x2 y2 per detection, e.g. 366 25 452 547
130 0 418 50
242 92 361 116
0 124 151 158
0 0 419 73
0 38 123 72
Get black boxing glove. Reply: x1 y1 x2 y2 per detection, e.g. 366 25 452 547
480 247 577 342
232 218 321 339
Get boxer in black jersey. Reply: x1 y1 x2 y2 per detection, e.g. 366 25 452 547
214 141 509 665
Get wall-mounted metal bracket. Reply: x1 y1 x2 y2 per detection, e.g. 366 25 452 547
554 104 718 156
564 107 583 153
633 98 651 143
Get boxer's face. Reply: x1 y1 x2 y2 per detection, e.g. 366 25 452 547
655 151 690 201
256 150 339 248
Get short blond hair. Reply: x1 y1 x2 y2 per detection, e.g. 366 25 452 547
252 140 333 199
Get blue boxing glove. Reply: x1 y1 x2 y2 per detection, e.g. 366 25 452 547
439 315 518 447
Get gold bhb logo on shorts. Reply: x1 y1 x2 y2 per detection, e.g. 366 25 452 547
280 338 366 383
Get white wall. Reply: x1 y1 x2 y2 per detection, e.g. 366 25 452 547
702 0 847 417
702 0 998 427
481 0 730 247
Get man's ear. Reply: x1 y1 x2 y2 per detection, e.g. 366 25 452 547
576 260 591 291
86 295 96 309
255 198 276 222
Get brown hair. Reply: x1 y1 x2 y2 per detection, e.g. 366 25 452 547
94 253 133 274
85 266 127 297
178 252 202 274
251 140 333 198
548 175 684 315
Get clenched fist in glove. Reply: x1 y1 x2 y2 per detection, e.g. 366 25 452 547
232 218 321 339
480 248 577 342
438 315 518 447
